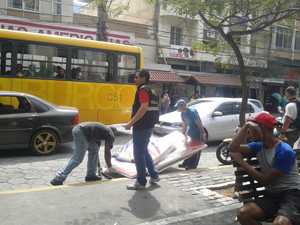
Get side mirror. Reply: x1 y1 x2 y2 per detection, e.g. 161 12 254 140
212 111 223 117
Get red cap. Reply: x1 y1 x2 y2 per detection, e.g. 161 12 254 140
248 113 277 129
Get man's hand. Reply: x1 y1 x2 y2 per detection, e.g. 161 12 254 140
124 122 133 130
229 151 243 163
108 167 116 173
278 133 285 141
247 122 263 139
202 135 207 143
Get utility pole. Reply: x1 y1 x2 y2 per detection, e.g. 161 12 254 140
96 0 108 41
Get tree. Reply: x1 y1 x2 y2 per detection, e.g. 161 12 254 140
90 0 130 41
146 0 300 125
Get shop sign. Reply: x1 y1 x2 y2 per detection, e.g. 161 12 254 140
270 68 300 80
0 19 135 45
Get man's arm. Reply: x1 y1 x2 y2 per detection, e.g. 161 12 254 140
104 144 112 168
228 122 256 154
279 115 292 141
195 119 206 143
125 102 148 130
230 152 283 186
182 121 187 135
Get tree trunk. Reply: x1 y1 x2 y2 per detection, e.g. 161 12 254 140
97 3 107 41
224 34 248 126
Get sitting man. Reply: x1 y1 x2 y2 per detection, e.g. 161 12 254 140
229 113 300 225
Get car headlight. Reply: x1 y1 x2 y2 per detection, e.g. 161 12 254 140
171 122 182 128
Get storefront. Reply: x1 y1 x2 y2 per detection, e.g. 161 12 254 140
184 74 242 98
149 71 186 112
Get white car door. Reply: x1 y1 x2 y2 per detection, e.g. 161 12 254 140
235 103 258 121
209 102 238 140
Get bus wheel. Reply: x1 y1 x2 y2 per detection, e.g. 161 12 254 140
30 129 58 156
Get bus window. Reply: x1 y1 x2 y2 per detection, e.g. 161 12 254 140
71 49 113 82
17 43 67 79
0 41 12 77
117 54 136 83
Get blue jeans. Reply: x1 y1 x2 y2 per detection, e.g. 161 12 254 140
161 104 168 114
133 129 159 186
54 126 99 183
182 130 203 168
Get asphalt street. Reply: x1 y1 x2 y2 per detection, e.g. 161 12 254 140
0 125 230 192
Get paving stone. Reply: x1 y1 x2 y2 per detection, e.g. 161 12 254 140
7 178 28 184
10 183 31 190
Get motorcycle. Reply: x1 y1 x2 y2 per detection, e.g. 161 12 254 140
216 117 282 165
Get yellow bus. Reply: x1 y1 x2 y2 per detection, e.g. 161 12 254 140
0 29 143 124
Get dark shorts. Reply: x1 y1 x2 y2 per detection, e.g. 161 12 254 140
253 189 300 224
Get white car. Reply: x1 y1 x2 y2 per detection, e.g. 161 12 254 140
154 97 264 141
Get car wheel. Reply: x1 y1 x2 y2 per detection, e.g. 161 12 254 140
30 129 59 156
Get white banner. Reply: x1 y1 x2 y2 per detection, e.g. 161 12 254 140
170 45 196 59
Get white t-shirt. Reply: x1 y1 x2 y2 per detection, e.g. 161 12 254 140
284 102 297 132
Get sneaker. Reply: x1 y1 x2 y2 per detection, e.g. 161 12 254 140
50 179 63 186
85 175 102 182
126 180 145 190
149 177 160 184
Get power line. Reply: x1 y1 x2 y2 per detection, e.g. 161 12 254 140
0 7 299 60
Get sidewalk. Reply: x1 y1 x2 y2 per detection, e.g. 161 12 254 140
0 167 242 225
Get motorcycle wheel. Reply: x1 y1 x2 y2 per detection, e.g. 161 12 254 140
216 142 233 165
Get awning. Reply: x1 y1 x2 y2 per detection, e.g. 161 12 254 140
149 71 184 84
184 74 242 87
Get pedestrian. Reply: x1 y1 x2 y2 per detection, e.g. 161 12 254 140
124 69 160 190
229 113 300 225
170 93 176 112
175 99 206 169
161 91 169 114
50 122 117 186
279 86 300 148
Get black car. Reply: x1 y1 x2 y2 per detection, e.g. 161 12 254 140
0 91 79 156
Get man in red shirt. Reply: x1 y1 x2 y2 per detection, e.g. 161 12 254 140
125 69 160 190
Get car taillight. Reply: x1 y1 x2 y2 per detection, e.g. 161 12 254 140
73 114 79 125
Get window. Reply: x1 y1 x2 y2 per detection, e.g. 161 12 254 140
117 54 136 83
276 27 292 49
17 43 67 79
72 49 113 82
203 29 217 40
236 104 255 114
0 96 31 114
30 99 49 113
170 27 182 45
53 0 62 15
8 0 39 11
295 31 300 51
215 103 233 115
249 100 262 109
0 41 12 77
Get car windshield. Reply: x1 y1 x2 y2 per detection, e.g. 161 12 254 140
190 102 216 114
